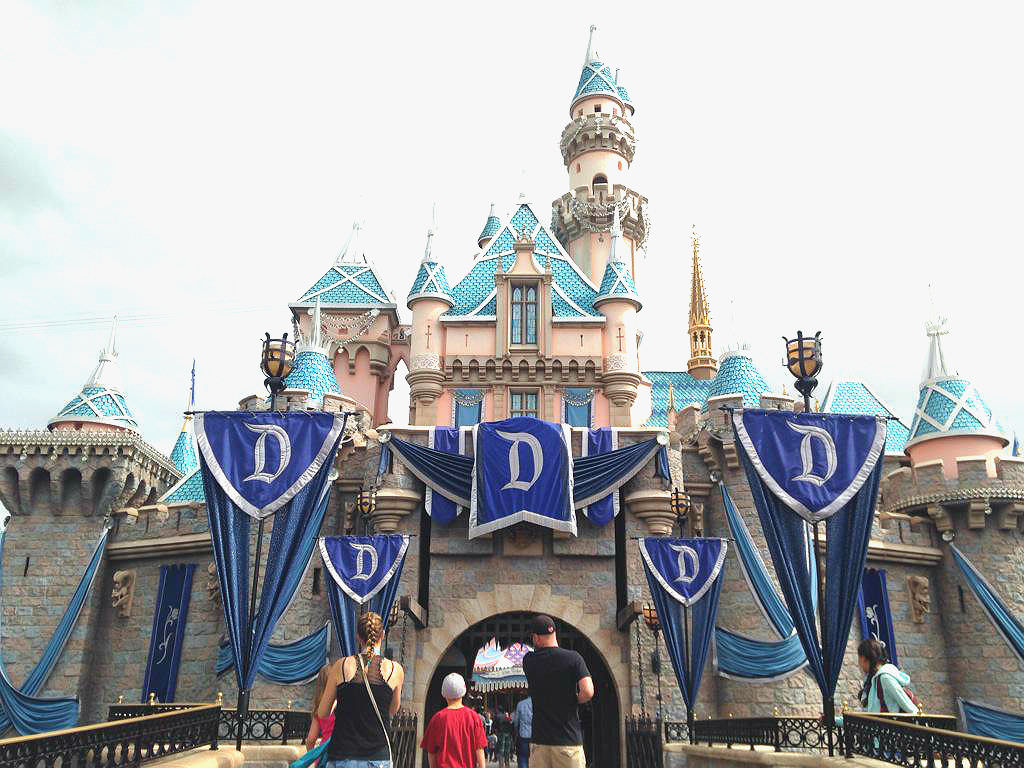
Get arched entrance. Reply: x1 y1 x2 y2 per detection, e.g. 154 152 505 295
424 612 620 768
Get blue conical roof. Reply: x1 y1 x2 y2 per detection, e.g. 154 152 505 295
296 221 396 309
572 60 624 108
49 319 138 432
169 425 197 474
593 207 641 309
408 225 453 307
283 298 341 406
477 203 501 248
703 350 770 411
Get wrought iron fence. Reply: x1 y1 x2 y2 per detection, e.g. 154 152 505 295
663 720 688 744
0 703 220 768
391 710 418 768
109 704 310 745
844 713 1024 767
625 715 662 768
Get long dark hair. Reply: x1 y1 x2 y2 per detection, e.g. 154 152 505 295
857 638 888 707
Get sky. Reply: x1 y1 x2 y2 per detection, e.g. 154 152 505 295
2 1 1022 456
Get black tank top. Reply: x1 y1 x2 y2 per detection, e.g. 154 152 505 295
326 654 394 761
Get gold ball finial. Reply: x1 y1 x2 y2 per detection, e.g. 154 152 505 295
216 691 224 705
148 691 156 705
117 695 125 705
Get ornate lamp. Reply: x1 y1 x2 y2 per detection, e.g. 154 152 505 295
670 487 691 532
388 599 401 630
261 332 296 410
356 487 376 533
642 603 664 717
783 331 822 412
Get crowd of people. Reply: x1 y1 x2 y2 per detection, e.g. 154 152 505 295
298 611 592 768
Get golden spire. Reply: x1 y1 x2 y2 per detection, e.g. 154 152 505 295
667 383 676 413
687 225 717 380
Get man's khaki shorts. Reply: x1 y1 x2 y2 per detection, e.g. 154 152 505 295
529 744 585 768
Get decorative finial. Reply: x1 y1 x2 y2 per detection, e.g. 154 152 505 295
105 316 118 358
422 203 437 263
584 25 599 64
923 284 950 380
691 225 700 259
608 204 624 264
335 219 365 265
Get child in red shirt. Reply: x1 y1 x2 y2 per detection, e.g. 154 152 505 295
421 673 487 768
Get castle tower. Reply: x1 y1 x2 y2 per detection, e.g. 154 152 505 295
687 227 717 379
406 219 454 426
477 203 500 250
552 26 648 286
49 318 138 433
283 297 343 407
168 363 198 474
594 206 642 426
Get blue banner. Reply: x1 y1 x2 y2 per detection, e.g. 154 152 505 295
732 409 886 701
640 538 727 709
470 418 574 538
581 428 618 525
959 698 1024 744
952 545 1024 664
733 410 886 523
196 411 346 519
425 427 465 525
142 564 195 703
198 411 346 692
857 569 898 666
320 535 409 656
217 623 329 685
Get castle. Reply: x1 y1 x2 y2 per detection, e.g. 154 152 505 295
0 26 1022 766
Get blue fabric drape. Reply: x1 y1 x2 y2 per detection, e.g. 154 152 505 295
736 432 881 699
201 425 341 692
715 484 818 681
641 540 725 709
952 546 1024 663
217 623 329 684
959 698 1024 744
327 563 404 657
142 563 195 703
387 423 668 516
564 388 593 428
424 427 464 525
581 428 617 525
857 569 897 665
0 519 110 735
455 389 483 427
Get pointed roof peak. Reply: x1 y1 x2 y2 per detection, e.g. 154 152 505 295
85 316 121 390
608 204 624 264
923 314 950 382
335 220 367 265
689 226 711 327
584 24 599 64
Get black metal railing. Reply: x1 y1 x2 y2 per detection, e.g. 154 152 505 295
844 713 1024 767
663 720 688 744
0 703 220 768
675 713 958 754
625 715 662 768
109 704 310 745
391 710 418 768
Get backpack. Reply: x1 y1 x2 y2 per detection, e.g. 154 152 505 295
876 672 922 713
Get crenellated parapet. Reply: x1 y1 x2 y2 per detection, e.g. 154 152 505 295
559 112 636 167
881 455 1024 534
551 186 649 252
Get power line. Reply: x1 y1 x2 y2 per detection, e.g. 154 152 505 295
0 304 283 333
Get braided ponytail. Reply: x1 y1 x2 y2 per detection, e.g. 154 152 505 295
357 611 384 656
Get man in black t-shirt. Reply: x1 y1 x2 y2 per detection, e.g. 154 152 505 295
522 614 594 768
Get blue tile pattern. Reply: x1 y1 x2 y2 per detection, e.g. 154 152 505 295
644 371 713 427
478 215 501 243
283 350 341 404
643 352 772 426
408 260 453 302
596 261 640 303
484 227 516 258
821 380 910 453
705 353 771 411
925 390 957 424
935 379 968 399
51 385 138 430
551 290 585 318
617 85 632 105
572 61 623 104
169 428 198 474
161 468 205 504
298 264 392 306
510 205 539 235
909 376 1008 445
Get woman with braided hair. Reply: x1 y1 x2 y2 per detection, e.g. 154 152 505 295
319 611 405 768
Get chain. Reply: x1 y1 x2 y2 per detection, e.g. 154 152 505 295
636 622 647 715
399 609 408 666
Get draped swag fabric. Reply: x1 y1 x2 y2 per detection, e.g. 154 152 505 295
142 564 196 703
320 535 409 657
581 428 618 525
714 484 816 682
640 538 726 709
0 516 110 734
199 412 346 692
732 410 884 701
951 546 1024 664
857 569 898 665
424 427 465 525
217 623 329 685
959 698 1024 744
384 417 669 533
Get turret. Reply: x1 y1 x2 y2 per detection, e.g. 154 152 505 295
406 219 453 425
687 227 716 380
905 317 1008 478
49 318 138 433
168 363 198 474
477 203 501 250
552 26 648 285
594 207 641 426
283 297 342 407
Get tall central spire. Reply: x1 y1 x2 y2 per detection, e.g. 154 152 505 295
687 227 717 380
584 24 599 64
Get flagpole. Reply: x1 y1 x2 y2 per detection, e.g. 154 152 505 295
681 603 694 745
813 521 834 756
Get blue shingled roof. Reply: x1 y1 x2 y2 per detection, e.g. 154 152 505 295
51 386 138 431
160 467 205 504
478 215 501 244
283 350 340 405
907 376 1008 447
169 427 198 474
298 263 393 306
821 380 910 454
595 261 640 307
445 202 601 320
572 61 623 105
408 260 453 306
644 351 772 426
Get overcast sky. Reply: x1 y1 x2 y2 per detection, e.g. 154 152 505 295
2 1 1022 455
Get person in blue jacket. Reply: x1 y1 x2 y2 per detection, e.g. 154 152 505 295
856 638 920 715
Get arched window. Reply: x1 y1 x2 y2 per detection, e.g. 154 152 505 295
592 174 608 187
510 282 538 346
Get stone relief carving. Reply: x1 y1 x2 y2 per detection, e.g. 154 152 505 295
207 562 221 604
908 574 930 623
111 570 135 618
410 353 441 371
605 353 630 372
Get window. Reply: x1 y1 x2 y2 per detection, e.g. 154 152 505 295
594 104 602 113
510 390 539 419
510 282 538 345
593 174 608 187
